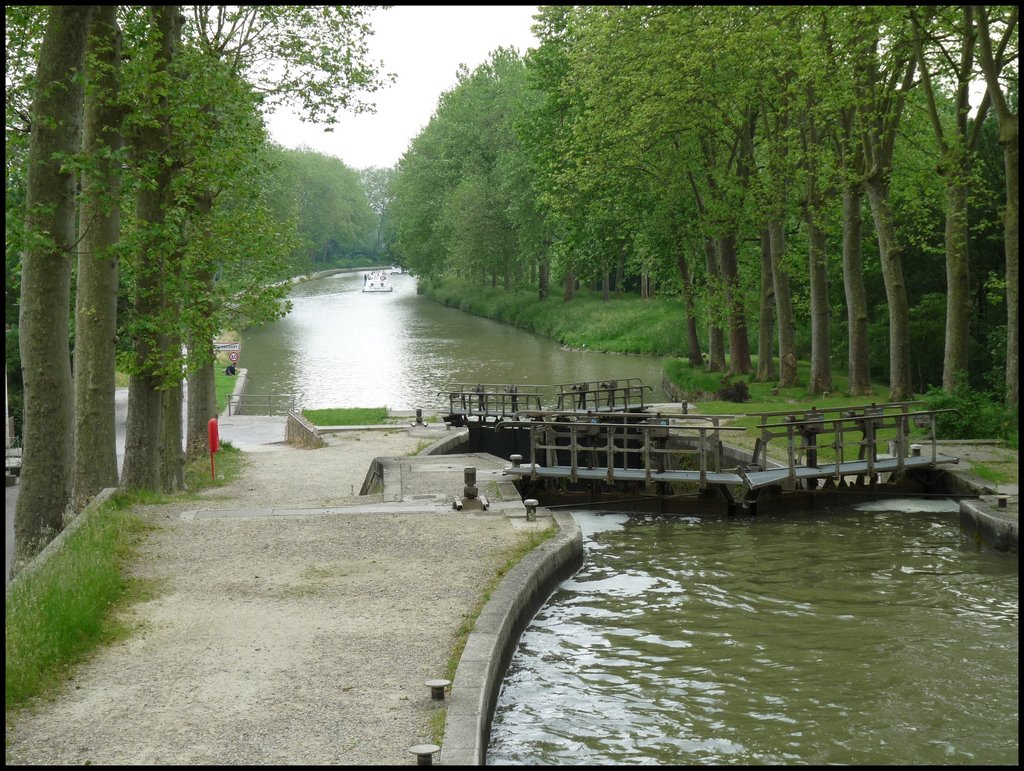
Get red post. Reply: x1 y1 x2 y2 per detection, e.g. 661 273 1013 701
208 416 219 480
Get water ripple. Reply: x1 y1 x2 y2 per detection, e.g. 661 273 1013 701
488 509 1018 766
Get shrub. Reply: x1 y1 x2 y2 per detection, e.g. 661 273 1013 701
717 378 750 403
921 376 1013 441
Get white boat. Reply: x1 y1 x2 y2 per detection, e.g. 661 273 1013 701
362 270 393 292
390 265 404 274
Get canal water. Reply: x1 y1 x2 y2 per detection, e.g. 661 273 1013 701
239 271 1017 765
487 502 1018 766
239 271 670 412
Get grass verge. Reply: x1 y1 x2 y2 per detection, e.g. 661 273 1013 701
5 494 152 712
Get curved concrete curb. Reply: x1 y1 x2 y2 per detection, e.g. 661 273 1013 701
959 497 1018 554
439 509 584 765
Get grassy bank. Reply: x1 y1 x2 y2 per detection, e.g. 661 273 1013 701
6 445 243 714
302 407 391 426
420 277 691 356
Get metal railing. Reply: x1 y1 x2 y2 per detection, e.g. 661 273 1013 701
439 384 545 425
226 393 298 416
554 378 652 412
497 410 747 488
749 405 959 487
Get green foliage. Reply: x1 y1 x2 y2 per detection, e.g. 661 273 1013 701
921 377 1017 443
266 147 377 269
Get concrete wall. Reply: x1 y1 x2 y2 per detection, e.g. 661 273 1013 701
285 411 325 449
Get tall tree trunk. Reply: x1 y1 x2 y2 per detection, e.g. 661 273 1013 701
121 6 181 492
842 185 873 395
756 228 776 382
975 5 1018 407
186 360 217 459
16 5 92 559
160 380 184 492
563 269 575 302
703 237 726 372
719 233 752 375
1003 133 1019 407
674 248 704 369
538 258 549 301
941 180 970 390
910 6 990 393
185 193 218 460
865 175 914 401
770 220 798 387
806 210 833 394
72 5 122 512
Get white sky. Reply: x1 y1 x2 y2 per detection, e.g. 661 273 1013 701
265 5 541 170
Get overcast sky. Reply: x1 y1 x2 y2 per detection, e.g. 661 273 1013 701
265 5 541 170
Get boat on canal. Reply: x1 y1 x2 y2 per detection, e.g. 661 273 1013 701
362 270 393 292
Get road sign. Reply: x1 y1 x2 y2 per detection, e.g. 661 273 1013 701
213 341 240 352
228 351 239 363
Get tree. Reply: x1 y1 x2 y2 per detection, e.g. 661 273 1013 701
847 7 919 401
360 166 395 263
15 5 93 558
910 6 993 392
120 5 182 493
974 5 1018 407
72 4 123 510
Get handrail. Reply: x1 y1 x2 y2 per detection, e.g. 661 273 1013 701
226 392 298 416
497 415 745 487
751 408 959 485
744 400 926 420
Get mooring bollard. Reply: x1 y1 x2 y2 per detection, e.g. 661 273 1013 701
464 466 477 499
415 408 424 425
910 444 922 457
525 498 538 521
510 454 522 468
408 744 441 765
426 678 451 700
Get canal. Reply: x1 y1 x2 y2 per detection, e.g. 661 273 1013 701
241 271 1017 766
239 271 670 412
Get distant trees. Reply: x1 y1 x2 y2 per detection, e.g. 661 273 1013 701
267 147 378 270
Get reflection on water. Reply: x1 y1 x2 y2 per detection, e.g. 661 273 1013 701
488 503 1018 766
240 272 671 411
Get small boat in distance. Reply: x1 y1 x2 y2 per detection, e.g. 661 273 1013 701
362 270 393 292
390 265 404 274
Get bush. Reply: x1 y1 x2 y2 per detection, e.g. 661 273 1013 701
717 378 750 403
921 377 1014 441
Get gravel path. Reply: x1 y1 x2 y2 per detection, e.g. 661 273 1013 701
5 429 524 765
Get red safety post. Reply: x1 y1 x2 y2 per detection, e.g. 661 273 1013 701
208 416 219 481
